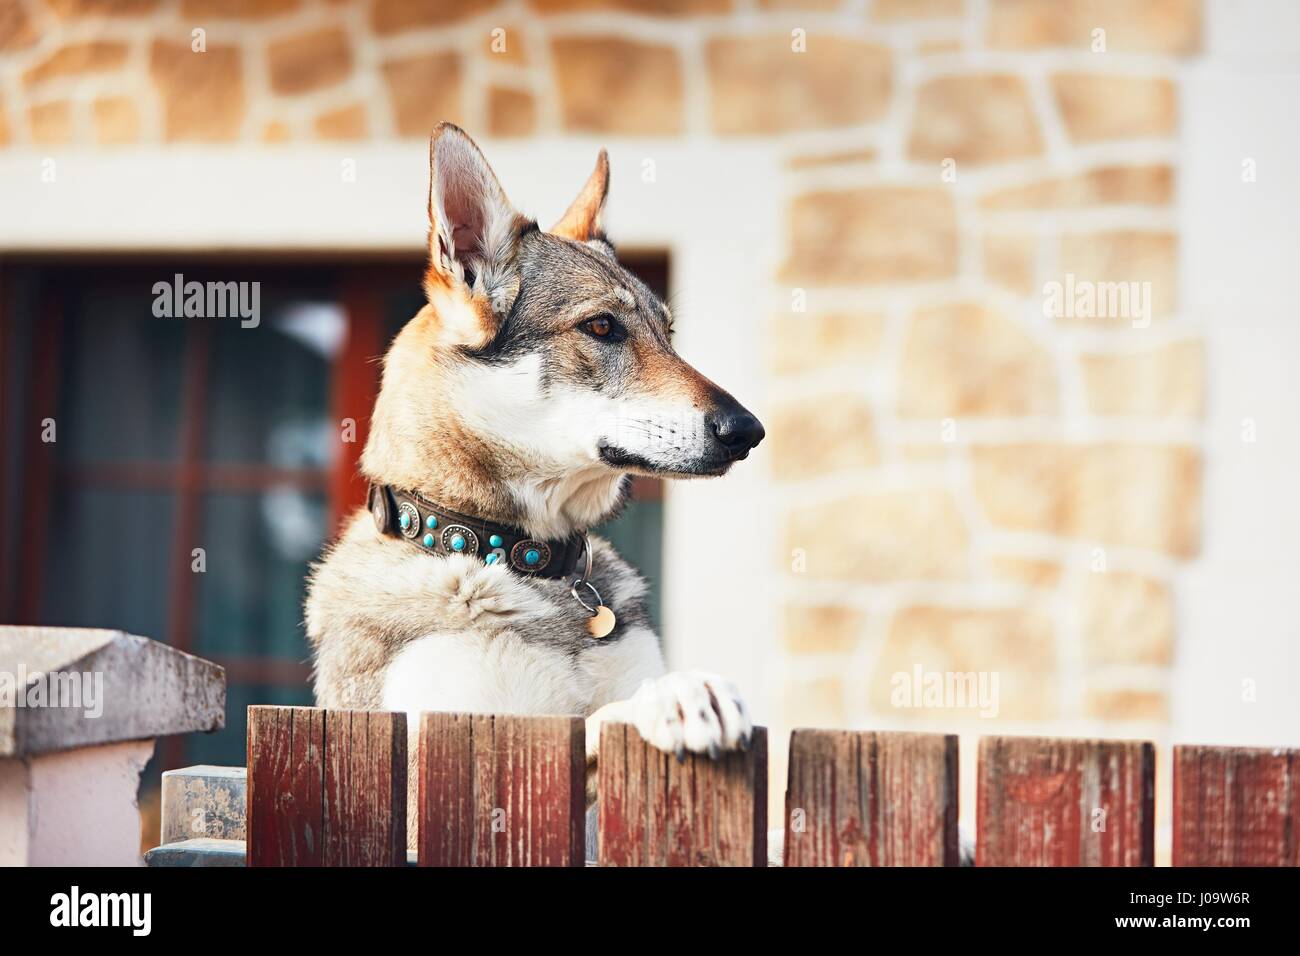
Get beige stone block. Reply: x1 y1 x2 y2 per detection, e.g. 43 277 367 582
706 35 891 134
47 0 160 16
372 0 499 33
988 0 1201 55
382 51 464 136
179 0 299 16
487 87 536 138
261 120 292 143
869 606 1057 721
530 0 731 13
552 37 682 135
1055 230 1178 322
1083 571 1173 665
787 490 969 582
314 102 367 140
989 556 1061 588
24 41 129 87
897 303 1058 417
971 443 1201 557
908 74 1042 165
780 677 846 728
1080 341 1204 417
984 233 1037 294
782 604 865 655
981 164 1173 210
92 97 139 145
1084 688 1169 722
1052 73 1176 143
769 395 878 480
150 40 245 142
769 312 885 375
782 187 958 283
268 28 351 95
29 102 73 145
874 0 963 18
759 0 840 9
0 1 39 51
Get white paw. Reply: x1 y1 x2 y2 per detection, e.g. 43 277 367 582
627 671 752 760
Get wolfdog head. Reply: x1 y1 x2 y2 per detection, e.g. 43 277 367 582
361 124 764 538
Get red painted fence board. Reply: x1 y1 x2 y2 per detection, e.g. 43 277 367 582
417 713 585 866
1173 744 1300 866
978 736 1154 866
598 723 767 867
785 729 958 866
247 706 407 867
247 707 1298 868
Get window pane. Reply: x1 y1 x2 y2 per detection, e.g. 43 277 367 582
194 490 325 661
382 278 427 345
40 488 175 641
205 291 339 466
57 287 186 463
595 499 663 634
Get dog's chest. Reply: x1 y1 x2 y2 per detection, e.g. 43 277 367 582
377 548 655 716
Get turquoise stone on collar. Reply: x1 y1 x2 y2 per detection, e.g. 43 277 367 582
373 484 582 580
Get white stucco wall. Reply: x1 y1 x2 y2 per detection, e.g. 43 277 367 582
1176 0 1300 749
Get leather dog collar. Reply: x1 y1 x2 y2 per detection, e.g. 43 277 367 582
367 483 586 580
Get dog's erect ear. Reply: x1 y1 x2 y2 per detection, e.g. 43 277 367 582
425 123 523 338
550 149 609 242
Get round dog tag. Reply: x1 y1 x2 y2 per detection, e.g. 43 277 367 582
588 606 616 639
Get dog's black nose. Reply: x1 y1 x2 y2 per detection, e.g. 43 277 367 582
708 408 765 453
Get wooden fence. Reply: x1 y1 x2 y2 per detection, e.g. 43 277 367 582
245 706 1298 867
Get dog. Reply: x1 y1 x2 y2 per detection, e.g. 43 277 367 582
305 124 765 812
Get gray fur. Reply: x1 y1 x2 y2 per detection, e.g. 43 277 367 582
306 515 651 709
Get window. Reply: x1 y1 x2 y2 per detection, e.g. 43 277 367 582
0 254 667 771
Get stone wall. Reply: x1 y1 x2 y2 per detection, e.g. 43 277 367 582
1 0 1206 828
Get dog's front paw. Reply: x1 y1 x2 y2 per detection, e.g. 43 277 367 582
628 671 751 760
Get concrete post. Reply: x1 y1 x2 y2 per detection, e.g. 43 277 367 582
0 627 225 866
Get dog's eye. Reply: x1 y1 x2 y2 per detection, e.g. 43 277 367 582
580 315 624 342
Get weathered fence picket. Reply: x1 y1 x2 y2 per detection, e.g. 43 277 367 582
977 735 1155 866
784 729 958 866
597 722 767 866
417 712 585 867
1173 744 1300 866
246 706 407 867
238 707 1297 868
